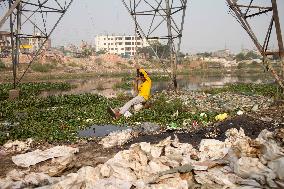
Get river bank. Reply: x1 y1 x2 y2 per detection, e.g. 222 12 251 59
0 82 283 188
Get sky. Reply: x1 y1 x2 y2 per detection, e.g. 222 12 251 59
2 0 283 53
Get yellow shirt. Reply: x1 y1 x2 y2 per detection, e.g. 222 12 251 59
138 69 152 100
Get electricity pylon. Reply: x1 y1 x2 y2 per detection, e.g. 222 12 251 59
227 0 284 90
121 0 188 90
0 0 74 88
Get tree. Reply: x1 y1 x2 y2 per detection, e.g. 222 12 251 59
137 41 170 59
235 53 246 62
245 51 261 60
196 52 212 58
96 49 107 55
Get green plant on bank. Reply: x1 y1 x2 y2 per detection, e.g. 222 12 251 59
0 83 279 144
0 82 72 101
67 62 78 67
0 92 219 144
204 83 283 98
0 59 6 70
31 62 56 72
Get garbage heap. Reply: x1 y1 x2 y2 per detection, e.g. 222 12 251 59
160 91 273 112
1 128 283 189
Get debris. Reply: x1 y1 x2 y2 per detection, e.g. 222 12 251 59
134 103 144 112
99 129 136 148
0 170 58 189
3 138 33 152
39 153 76 176
160 91 273 113
215 113 228 121
199 139 229 161
139 122 160 134
12 146 79 168
237 110 244 115
124 111 133 118
1 127 284 189
252 104 259 112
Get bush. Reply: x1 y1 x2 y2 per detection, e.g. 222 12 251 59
31 63 56 72
0 60 6 70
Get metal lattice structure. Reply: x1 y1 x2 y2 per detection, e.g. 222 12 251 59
0 0 74 88
227 0 284 90
121 0 188 89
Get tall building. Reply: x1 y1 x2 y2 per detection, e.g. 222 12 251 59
28 33 51 53
0 31 11 54
95 35 152 57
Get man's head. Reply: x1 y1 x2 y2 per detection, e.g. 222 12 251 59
138 70 147 82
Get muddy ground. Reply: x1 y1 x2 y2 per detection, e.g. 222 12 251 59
1 101 283 178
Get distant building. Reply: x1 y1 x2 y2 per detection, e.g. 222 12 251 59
204 57 237 68
27 33 51 53
212 49 234 59
95 35 153 57
0 31 11 55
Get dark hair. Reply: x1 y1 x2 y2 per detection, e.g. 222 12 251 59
137 69 146 78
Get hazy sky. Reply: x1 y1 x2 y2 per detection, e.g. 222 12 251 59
50 0 284 53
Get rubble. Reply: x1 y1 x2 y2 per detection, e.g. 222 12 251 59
3 138 33 152
12 146 79 168
99 129 137 148
0 128 283 189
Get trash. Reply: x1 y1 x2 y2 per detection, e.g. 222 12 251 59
199 139 229 161
3 138 33 152
232 157 277 187
12 146 79 168
0 170 58 189
168 122 178 130
49 166 101 189
194 167 238 188
237 110 244 115
158 91 272 113
215 113 228 121
99 129 136 148
123 111 133 118
40 153 76 176
1 128 284 189
134 103 144 112
200 113 207 117
252 104 259 112
139 122 160 134
192 120 198 127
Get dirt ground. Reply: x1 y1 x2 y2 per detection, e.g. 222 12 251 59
1 101 283 178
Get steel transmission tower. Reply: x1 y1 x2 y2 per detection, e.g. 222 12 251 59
227 0 284 90
121 0 188 90
0 0 74 88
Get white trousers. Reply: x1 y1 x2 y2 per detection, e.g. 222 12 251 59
119 95 145 115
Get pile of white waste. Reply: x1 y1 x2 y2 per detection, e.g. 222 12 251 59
0 128 283 189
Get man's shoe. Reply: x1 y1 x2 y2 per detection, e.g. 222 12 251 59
107 107 116 118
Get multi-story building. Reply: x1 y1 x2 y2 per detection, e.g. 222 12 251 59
0 31 11 55
95 35 152 57
28 33 51 53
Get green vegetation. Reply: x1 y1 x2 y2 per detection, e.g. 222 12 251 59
96 49 107 55
67 62 78 67
0 82 72 101
0 82 281 144
235 51 261 62
137 41 170 60
204 83 283 98
0 59 6 70
31 63 57 72
0 91 218 144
